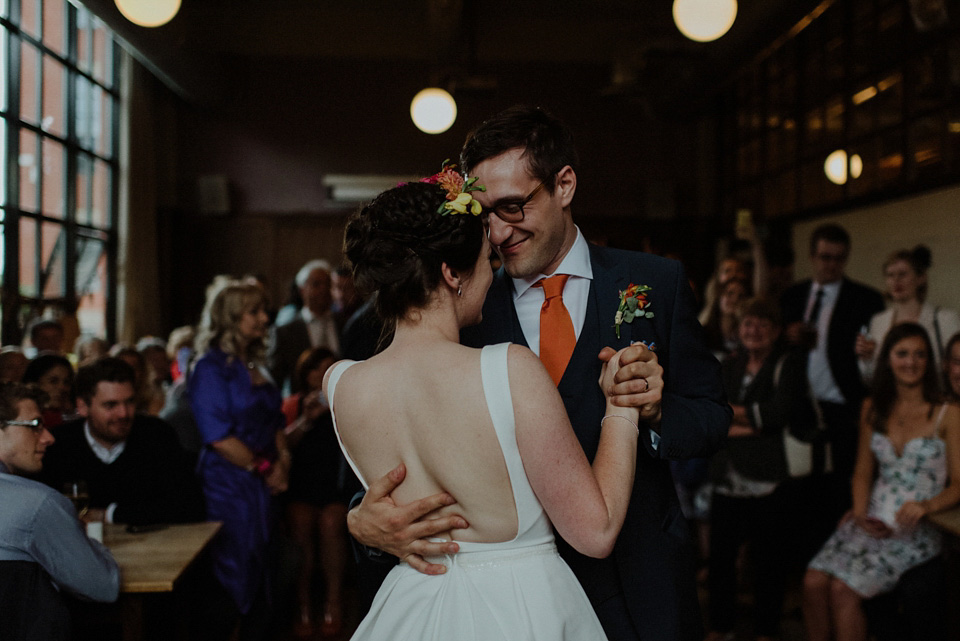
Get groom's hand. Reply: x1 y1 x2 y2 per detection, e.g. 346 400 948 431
347 463 469 575
598 344 663 426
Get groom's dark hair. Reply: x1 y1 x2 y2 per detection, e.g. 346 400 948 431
460 105 579 193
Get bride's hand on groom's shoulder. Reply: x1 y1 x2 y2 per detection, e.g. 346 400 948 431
348 463 470 575
598 344 663 426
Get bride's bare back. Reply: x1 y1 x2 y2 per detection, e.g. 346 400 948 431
332 341 519 544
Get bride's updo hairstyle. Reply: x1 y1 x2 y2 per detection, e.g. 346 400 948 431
343 181 484 325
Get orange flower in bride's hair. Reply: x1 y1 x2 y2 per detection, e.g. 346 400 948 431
421 160 486 216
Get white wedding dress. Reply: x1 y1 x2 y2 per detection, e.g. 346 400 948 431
328 342 608 640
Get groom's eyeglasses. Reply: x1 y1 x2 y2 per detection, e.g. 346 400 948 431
483 181 545 224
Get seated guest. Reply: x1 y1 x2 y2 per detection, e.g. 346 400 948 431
23 353 75 428
804 323 960 641
0 383 119 640
109 345 164 415
39 357 204 526
0 347 28 383
73 335 110 367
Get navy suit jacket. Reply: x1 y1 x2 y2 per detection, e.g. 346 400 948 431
780 277 885 408
462 244 730 641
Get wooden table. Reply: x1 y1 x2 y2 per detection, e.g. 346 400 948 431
104 522 221 640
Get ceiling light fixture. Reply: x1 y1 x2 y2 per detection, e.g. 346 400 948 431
824 149 863 185
115 0 181 28
410 88 457 134
673 0 738 42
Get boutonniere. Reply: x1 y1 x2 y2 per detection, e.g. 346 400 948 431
614 283 654 338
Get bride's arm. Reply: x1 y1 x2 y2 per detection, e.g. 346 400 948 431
512 344 639 558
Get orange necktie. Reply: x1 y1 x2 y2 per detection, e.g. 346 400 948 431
535 274 575 386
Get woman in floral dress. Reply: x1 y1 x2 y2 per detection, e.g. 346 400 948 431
803 322 960 641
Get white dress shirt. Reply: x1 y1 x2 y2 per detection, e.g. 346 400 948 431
84 422 125 523
511 228 593 355
805 280 846 404
301 306 340 354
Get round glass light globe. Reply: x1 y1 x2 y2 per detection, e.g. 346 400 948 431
824 149 848 185
673 0 738 42
115 0 181 28
410 88 457 134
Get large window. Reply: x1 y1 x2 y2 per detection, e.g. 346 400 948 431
0 0 118 346
721 0 960 222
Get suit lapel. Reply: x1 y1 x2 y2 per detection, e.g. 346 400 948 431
588 244 632 353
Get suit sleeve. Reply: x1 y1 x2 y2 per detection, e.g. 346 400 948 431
651 261 731 460
749 350 816 439
30 492 120 602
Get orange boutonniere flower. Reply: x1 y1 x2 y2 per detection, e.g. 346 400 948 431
614 283 654 338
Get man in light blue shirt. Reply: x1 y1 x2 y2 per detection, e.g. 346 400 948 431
0 382 119 639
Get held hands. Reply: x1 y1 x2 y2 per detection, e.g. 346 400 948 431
347 463 469 576
598 343 663 425
843 510 893 538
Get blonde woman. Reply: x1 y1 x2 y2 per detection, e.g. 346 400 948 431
189 280 290 640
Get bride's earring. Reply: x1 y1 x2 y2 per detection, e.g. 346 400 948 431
457 283 462 297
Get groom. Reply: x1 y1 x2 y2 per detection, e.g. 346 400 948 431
349 105 730 641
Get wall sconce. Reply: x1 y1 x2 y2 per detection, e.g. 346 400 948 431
115 0 181 28
672 0 738 42
824 149 863 185
410 88 457 134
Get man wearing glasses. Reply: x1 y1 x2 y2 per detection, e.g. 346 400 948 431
347 105 730 641
0 382 119 639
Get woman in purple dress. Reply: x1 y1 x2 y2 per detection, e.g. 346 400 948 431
190 279 291 640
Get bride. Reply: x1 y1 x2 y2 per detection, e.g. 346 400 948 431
323 169 639 640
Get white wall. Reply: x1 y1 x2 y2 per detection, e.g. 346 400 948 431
792 185 960 311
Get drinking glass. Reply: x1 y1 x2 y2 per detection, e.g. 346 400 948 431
62 481 90 519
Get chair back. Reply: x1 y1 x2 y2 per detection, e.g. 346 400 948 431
0 560 70 641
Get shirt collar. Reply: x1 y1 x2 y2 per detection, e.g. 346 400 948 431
511 226 593 298
84 421 126 464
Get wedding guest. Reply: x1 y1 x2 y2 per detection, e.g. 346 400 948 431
332 264 362 334
706 298 817 641
38 357 204 526
944 332 960 401
699 257 748 326
0 347 28 383
348 106 729 641
803 323 960 641
23 353 75 429
25 318 65 356
283 347 349 638
268 259 339 394
166 325 196 383
701 278 750 360
781 224 885 555
109 345 163 415
0 383 119 641
329 173 640 640
190 279 290 641
856 245 960 385
73 335 109 366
